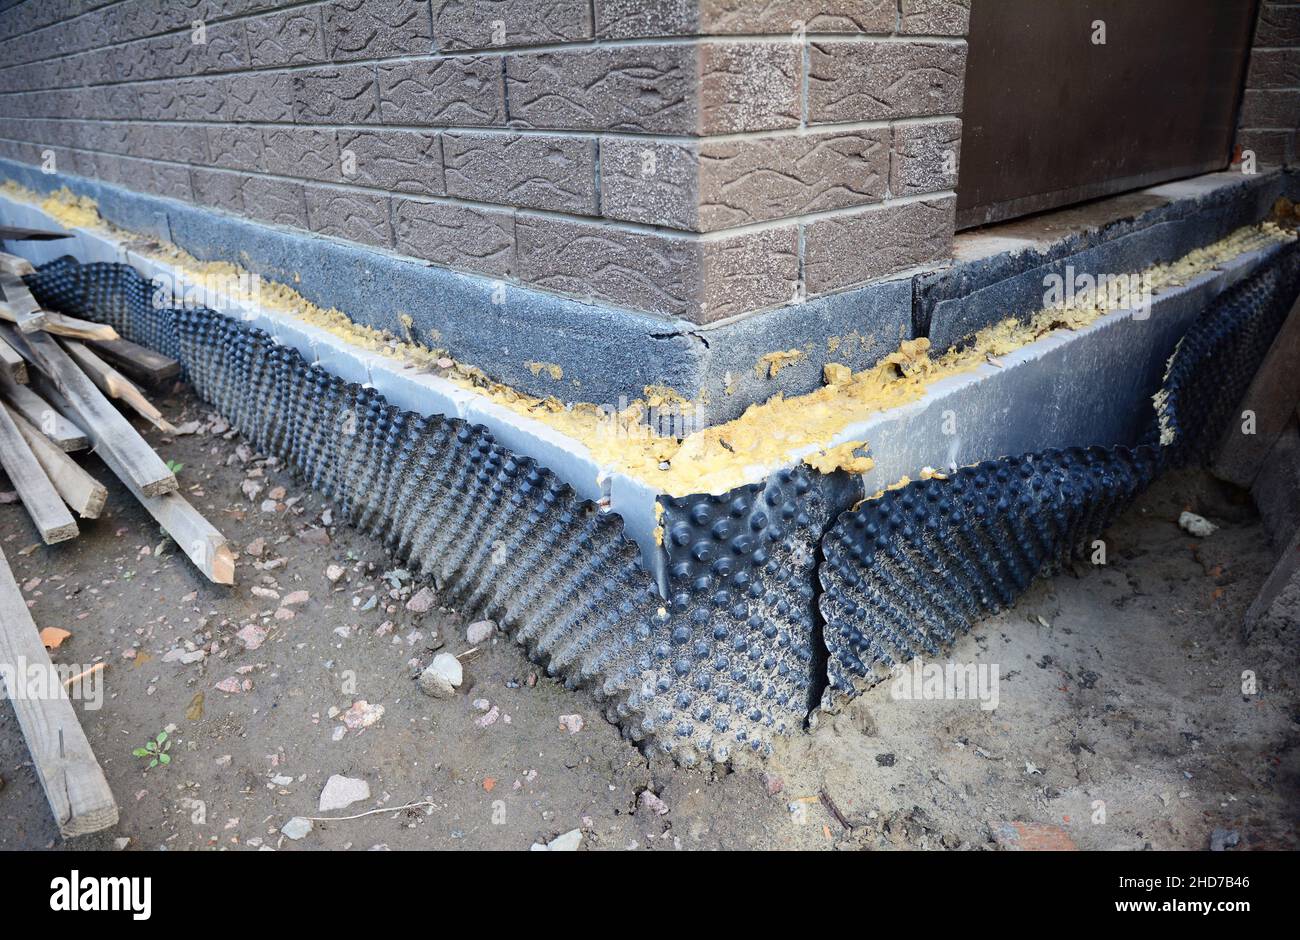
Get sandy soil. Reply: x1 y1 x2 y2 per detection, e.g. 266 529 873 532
1 387 1296 851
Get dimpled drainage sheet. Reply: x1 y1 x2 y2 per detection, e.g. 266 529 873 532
20 243 1300 764
818 242 1300 706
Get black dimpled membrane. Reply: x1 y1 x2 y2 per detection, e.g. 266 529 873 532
23 257 828 765
1157 245 1300 464
21 240 1298 756
817 240 1300 706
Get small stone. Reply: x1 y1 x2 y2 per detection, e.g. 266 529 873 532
418 653 463 699
299 527 330 546
639 790 670 815
475 705 500 728
341 700 384 730
558 714 584 734
466 619 495 645
875 753 896 767
236 623 268 651
318 774 370 813
406 587 436 613
544 829 584 851
1179 511 1218 537
215 677 242 693
326 564 345 583
761 771 784 796
269 486 287 500
282 590 310 607
245 537 266 557
274 607 296 621
281 817 313 840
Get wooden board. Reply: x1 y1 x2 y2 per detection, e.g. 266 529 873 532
0 398 78 543
89 337 180 387
0 269 48 333
0 372 89 451
0 302 118 341
37 382 233 585
0 332 26 383
62 339 174 432
3 327 176 496
4 403 106 518
0 545 118 837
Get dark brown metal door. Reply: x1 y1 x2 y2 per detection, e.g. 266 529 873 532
957 0 1258 229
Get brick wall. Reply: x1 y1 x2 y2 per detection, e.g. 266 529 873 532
0 0 968 325
1237 1 1300 168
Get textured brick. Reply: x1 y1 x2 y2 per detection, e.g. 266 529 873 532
324 0 433 61
1237 128 1298 167
305 185 392 247
505 45 696 133
263 128 341 181
596 0 896 38
443 132 596 214
337 129 445 195
432 0 593 50
1255 3 1300 46
706 0 895 34
701 227 800 320
191 167 246 213
804 196 955 294
207 125 264 172
595 0 695 39
241 176 308 228
516 216 794 320
171 78 228 122
899 0 971 36
809 40 966 123
699 129 888 229
221 71 295 122
140 159 194 201
246 7 326 67
699 42 802 133
379 57 505 125
1247 49 1300 89
166 20 250 76
602 131 891 232
517 216 702 316
293 65 381 124
143 124 211 165
599 138 700 229
1241 89 1300 129
890 118 960 196
393 197 516 278
135 83 187 121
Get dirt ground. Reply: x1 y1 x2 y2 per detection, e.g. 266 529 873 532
1 385 1296 851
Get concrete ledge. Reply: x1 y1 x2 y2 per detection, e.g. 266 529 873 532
923 170 1296 351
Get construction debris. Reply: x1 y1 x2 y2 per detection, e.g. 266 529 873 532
0 396 77 543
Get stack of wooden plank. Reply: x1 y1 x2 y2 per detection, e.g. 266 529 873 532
0 250 235 838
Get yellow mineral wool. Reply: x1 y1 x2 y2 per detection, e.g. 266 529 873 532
2 180 1292 498
803 440 875 475
823 362 852 386
755 348 803 378
525 361 564 381
39 186 101 229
